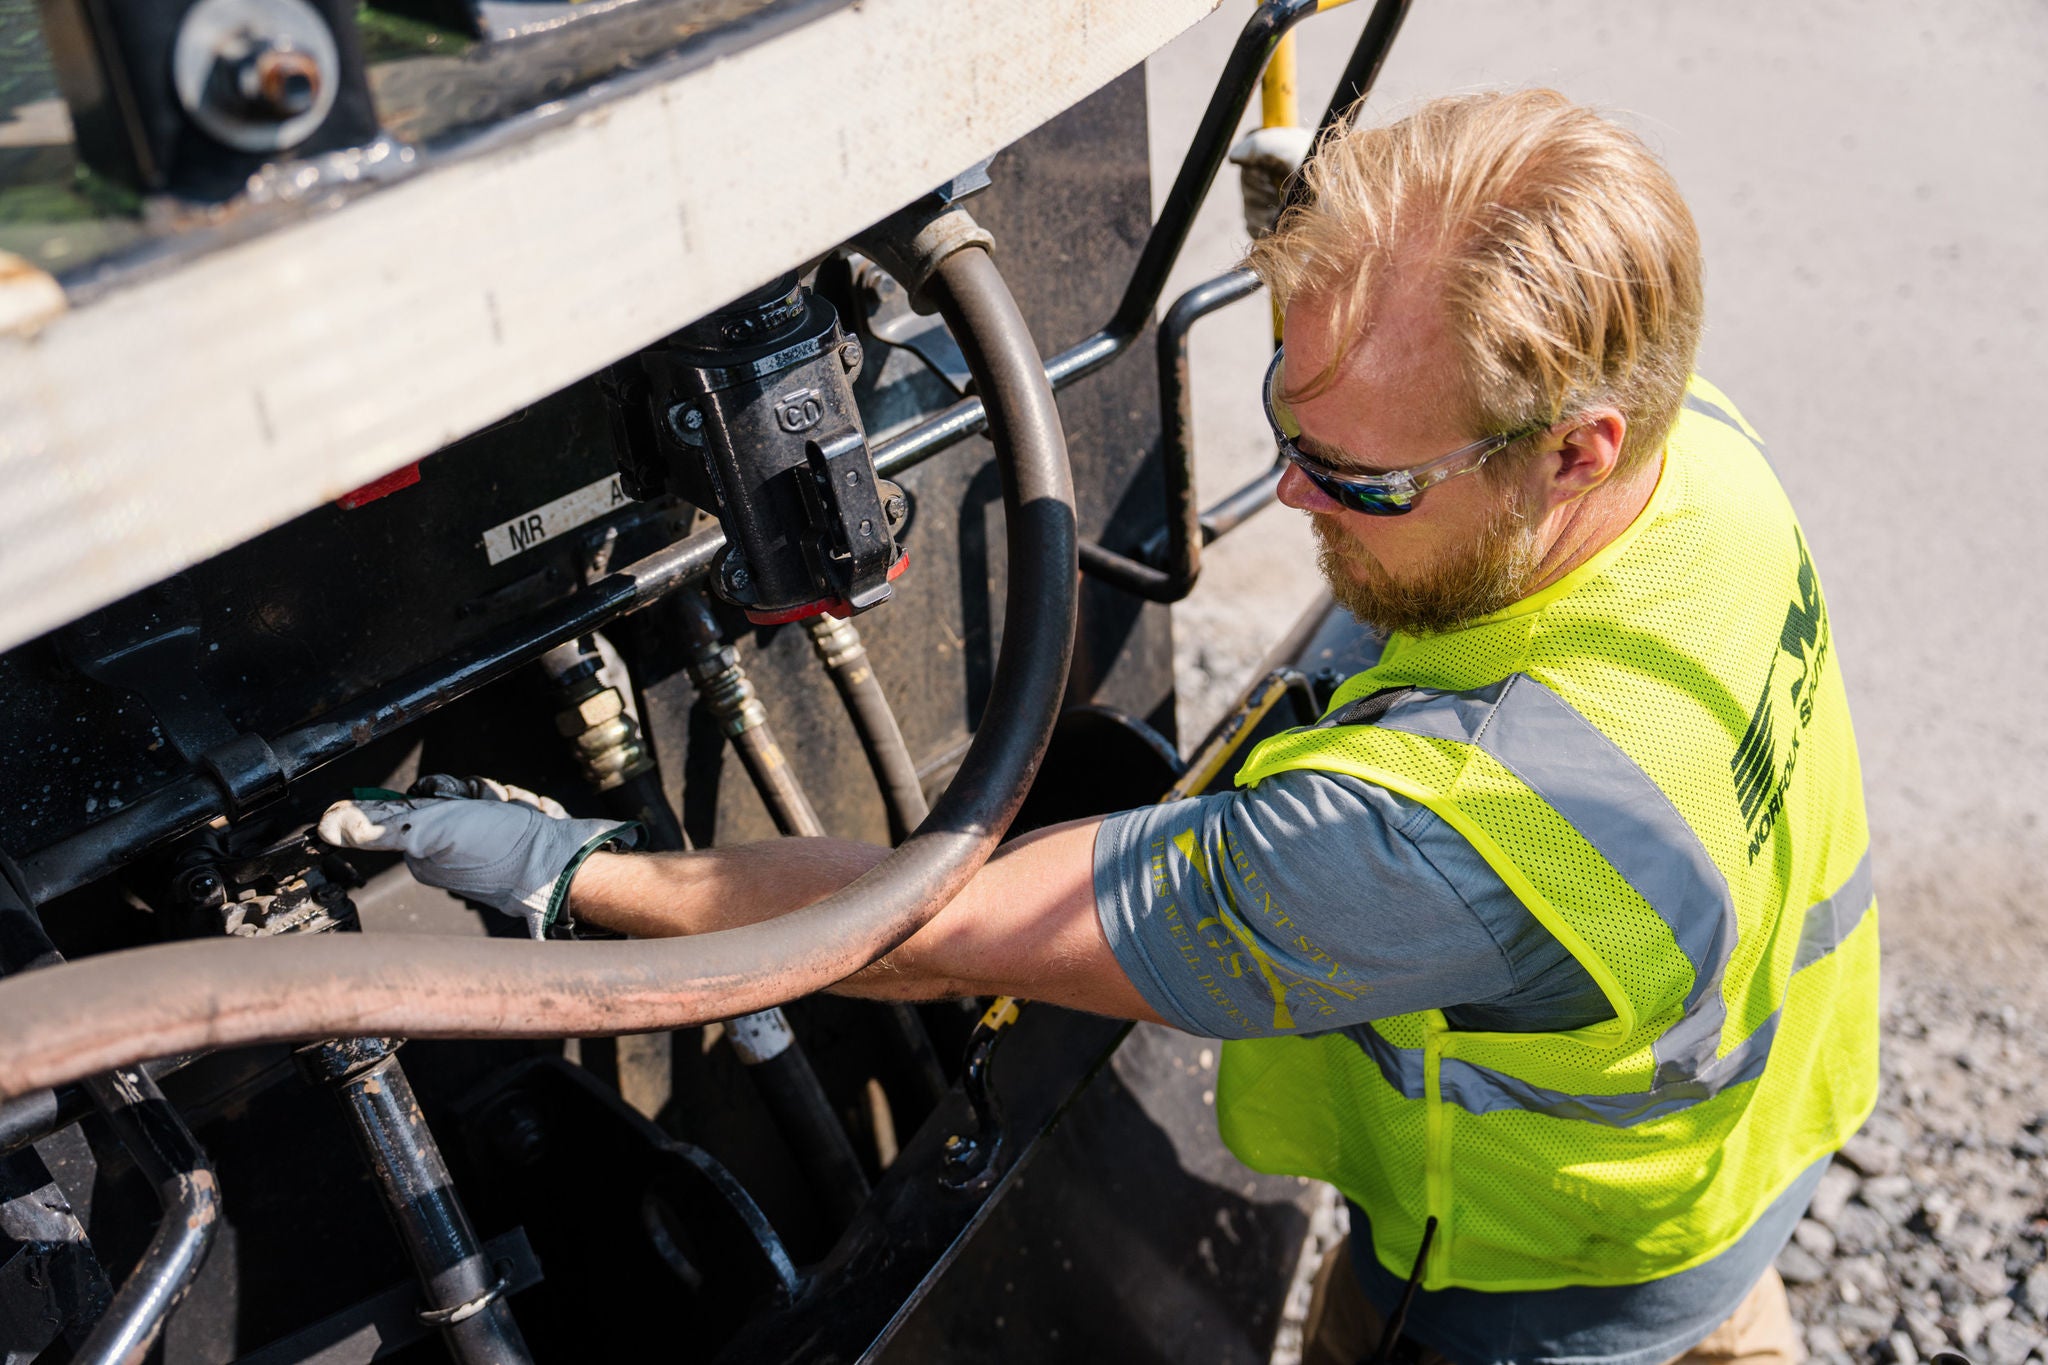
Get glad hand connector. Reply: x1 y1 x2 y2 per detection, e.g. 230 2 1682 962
609 273 909 625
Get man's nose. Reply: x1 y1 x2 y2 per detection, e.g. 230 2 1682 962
1277 462 1345 514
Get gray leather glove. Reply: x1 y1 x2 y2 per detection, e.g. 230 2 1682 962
1230 124 1317 237
317 775 638 940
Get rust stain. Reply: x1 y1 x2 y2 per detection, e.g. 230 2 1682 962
0 251 67 338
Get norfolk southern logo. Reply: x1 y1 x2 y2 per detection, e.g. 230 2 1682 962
1731 530 1831 863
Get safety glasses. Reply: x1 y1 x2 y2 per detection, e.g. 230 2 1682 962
1262 345 1543 516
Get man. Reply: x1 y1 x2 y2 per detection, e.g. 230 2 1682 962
322 91 1877 1365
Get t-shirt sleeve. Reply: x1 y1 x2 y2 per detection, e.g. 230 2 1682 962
1092 768 1524 1040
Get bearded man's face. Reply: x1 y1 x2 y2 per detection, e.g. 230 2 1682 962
1272 279 1556 636
1312 480 1545 636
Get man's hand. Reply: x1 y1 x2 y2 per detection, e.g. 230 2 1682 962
317 775 638 940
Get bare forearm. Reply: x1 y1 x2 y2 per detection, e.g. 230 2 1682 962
569 838 888 939
565 821 1161 1023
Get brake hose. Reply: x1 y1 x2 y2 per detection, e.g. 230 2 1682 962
0 228 1077 1100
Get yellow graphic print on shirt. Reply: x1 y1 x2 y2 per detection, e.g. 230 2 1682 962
1163 828 1368 1035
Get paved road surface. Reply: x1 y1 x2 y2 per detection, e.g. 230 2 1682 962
1145 0 2048 963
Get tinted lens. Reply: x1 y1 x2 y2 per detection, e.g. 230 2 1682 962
1263 348 1301 440
1265 346 1415 515
1291 453 1412 516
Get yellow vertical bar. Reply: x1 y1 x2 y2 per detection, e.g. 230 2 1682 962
1261 26 1299 340
1260 32 1299 131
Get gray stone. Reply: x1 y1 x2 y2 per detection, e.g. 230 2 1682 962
1985 1317 2045 1365
1905 1308 1952 1357
2022 1264 2048 1319
1780 1242 1830 1285
1942 1223 2002 1265
1958 1258 2016 1300
1840 1303 1900 1337
1837 1203 1898 1255
1798 1219 1841 1260
1837 1256 1893 1302
1887 1330 1922 1365
1814 1165 1865 1228
1845 1135 1906 1178
1808 1323 1848 1359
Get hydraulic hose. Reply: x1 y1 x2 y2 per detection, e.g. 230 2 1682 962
674 593 829 841
0 240 1077 1102
1 857 219 1365
805 614 929 844
637 595 872 1224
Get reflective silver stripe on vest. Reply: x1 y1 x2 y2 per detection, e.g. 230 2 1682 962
1340 851 1873 1126
1341 1021 1426 1100
1684 393 1772 461
1375 673 1739 1090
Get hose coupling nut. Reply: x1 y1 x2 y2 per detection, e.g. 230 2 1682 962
553 682 653 791
804 614 867 672
688 646 768 738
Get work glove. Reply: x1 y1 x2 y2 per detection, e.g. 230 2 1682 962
1230 125 1318 238
317 775 639 941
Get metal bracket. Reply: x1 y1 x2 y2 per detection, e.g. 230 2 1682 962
198 732 287 817
803 428 898 614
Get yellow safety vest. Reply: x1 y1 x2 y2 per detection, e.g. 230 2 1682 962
1216 379 1878 1292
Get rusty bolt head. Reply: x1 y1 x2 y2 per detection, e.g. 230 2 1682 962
250 46 320 118
211 37 322 122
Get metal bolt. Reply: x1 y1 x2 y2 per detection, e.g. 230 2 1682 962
839 337 864 380
209 36 321 122
668 403 705 445
249 45 319 117
858 518 874 538
883 494 909 524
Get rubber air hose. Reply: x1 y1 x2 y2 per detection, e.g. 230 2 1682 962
0 240 1078 1099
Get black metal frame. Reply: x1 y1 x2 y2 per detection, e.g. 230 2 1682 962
1076 267 1260 601
1 9 1415 1353
18 0 1410 906
0 869 220 1365
72 1065 221 1365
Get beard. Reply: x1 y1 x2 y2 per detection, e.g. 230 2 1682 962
1314 488 1545 637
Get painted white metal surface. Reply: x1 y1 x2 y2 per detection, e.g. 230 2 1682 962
0 0 1220 654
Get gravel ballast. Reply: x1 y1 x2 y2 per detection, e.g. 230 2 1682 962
1781 982 2048 1365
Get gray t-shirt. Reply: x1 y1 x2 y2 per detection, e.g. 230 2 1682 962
1092 769 1815 1365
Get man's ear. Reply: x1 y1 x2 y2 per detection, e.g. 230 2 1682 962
1547 409 1629 504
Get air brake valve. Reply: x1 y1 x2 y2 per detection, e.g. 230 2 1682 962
613 273 909 625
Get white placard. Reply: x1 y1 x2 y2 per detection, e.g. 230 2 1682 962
480 473 629 565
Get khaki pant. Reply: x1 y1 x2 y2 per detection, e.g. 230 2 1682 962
1302 1238 1804 1365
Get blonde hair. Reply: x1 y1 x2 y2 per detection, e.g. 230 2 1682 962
1247 90 1703 473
